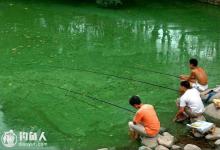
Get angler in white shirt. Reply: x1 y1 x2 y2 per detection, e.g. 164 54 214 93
174 81 205 122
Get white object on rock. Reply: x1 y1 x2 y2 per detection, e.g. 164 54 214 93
187 121 214 134
184 144 201 150
205 127 220 140
155 145 169 150
97 148 108 150
141 135 159 149
171 145 182 150
157 132 174 148
138 146 152 150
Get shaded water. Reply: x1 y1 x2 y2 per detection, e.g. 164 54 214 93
0 0 220 149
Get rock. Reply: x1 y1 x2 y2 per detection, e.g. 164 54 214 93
190 115 206 123
159 127 167 134
184 144 201 150
155 145 169 150
200 89 220 103
97 148 108 150
141 135 159 149
171 145 182 150
192 131 204 138
205 127 220 140
204 103 220 126
209 92 220 103
138 146 152 150
157 132 175 148
215 139 220 149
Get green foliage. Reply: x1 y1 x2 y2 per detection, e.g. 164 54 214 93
96 0 123 8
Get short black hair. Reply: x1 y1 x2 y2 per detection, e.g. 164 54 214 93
129 96 141 106
189 58 198 67
180 81 191 89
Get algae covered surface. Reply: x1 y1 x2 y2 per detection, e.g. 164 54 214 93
0 0 220 149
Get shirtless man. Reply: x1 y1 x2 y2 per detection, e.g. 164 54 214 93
180 58 208 92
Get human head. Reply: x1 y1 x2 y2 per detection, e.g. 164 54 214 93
179 81 191 94
189 58 198 69
129 95 142 109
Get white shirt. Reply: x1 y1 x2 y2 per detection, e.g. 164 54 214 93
180 88 204 114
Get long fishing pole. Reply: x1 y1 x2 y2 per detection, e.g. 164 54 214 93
15 79 136 113
5 63 178 91
35 64 178 92
64 88 99 109
126 66 179 78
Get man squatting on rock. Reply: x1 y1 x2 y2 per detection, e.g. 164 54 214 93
128 96 160 139
174 81 205 122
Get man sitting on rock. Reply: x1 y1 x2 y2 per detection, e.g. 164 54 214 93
128 96 160 139
180 58 208 92
174 81 205 122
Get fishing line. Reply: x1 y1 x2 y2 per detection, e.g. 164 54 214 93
66 92 99 109
32 64 178 92
4 63 178 91
125 65 179 78
14 79 136 113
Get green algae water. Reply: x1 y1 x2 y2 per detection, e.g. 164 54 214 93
0 0 220 149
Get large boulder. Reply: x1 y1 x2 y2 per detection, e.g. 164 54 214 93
184 144 201 150
200 87 220 103
204 103 220 126
155 145 169 150
157 132 175 148
141 135 159 149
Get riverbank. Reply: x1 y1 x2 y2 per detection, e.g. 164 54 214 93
199 0 220 6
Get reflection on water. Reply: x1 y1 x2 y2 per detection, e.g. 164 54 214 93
34 15 219 62
1 4 218 63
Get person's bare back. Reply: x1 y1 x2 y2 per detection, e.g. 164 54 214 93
192 67 208 85
180 59 209 91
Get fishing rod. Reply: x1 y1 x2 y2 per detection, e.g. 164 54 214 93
31 64 178 92
64 88 99 109
125 65 179 78
15 79 136 113
4 63 178 91
13 79 100 110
